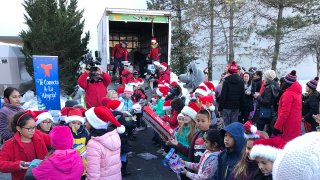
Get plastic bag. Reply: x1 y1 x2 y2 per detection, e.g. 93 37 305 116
137 152 158 160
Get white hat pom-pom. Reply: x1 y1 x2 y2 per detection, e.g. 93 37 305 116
117 125 126 134
250 125 257 134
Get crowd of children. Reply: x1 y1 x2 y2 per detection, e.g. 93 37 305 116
1 57 320 180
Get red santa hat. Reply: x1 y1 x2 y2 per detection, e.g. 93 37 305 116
160 62 168 70
228 61 238 73
34 110 53 125
107 100 124 112
117 85 125 94
65 108 85 124
250 137 286 162
101 97 112 106
243 121 266 140
124 84 134 94
135 78 144 86
163 100 172 111
151 37 157 43
85 106 125 133
170 81 180 88
198 95 215 111
156 85 169 97
204 82 215 94
60 107 71 121
181 102 200 120
194 85 208 96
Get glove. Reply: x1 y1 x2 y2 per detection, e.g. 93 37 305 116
272 128 282 136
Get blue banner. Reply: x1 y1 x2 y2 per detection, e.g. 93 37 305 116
33 56 61 110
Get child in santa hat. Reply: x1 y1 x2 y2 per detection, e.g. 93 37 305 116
121 62 134 85
119 84 134 113
231 121 268 180
249 137 286 180
64 107 89 178
85 106 125 179
154 85 170 117
163 97 185 130
35 111 54 134
28 126 84 180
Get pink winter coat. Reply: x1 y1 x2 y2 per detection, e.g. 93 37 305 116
86 129 122 180
32 149 84 179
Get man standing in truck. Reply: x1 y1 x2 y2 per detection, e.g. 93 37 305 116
112 40 128 76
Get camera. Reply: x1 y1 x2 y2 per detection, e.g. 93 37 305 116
81 51 103 82
81 51 102 72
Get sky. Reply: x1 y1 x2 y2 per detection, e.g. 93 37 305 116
0 0 147 50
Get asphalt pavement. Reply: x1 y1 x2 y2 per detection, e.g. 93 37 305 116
123 127 177 180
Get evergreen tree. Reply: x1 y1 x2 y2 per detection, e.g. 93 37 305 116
20 0 89 95
147 0 198 75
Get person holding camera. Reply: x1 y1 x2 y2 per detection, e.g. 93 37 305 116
112 41 128 76
77 67 111 108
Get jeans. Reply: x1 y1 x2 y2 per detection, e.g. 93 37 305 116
113 58 124 76
222 108 239 126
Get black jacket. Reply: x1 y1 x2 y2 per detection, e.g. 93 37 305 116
253 78 262 93
218 74 244 111
254 80 279 123
302 92 320 130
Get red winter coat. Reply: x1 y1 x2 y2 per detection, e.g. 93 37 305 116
78 71 111 108
112 44 128 61
163 110 179 129
0 130 50 180
274 81 302 142
121 69 134 85
156 69 170 84
148 46 161 61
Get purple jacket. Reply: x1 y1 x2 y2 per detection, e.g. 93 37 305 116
0 103 23 141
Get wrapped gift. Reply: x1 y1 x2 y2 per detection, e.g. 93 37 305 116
162 148 184 173
142 106 174 140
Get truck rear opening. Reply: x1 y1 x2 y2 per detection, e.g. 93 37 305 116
97 8 171 74
109 21 169 64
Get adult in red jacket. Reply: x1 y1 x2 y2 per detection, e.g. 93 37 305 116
155 62 170 84
78 69 111 108
0 111 50 180
148 38 161 63
112 41 128 76
274 70 302 143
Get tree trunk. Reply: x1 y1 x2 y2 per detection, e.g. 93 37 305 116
228 0 235 63
208 0 214 81
271 1 284 71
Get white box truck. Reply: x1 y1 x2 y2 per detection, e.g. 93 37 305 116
97 8 171 74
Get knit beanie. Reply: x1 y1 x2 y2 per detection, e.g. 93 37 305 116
228 61 238 74
284 70 297 84
306 77 319 90
49 126 73 150
264 70 276 81
273 132 320 180
65 100 79 108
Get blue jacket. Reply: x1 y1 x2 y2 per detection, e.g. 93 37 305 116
119 97 133 112
213 122 245 180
